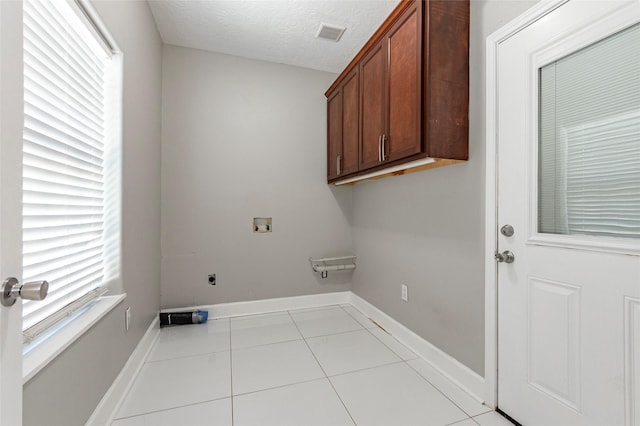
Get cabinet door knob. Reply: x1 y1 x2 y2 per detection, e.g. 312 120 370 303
337 155 342 175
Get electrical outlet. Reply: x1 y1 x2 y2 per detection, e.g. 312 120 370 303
401 285 408 302
125 307 131 331
208 273 216 285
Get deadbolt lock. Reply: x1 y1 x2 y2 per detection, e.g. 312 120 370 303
500 224 514 237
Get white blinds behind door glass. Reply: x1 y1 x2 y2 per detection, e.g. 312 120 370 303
538 23 640 238
23 0 110 331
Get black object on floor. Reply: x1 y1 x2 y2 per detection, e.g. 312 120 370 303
159 310 208 327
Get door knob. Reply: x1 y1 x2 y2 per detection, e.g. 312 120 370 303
1 277 49 307
495 251 515 264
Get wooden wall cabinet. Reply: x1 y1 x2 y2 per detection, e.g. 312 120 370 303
327 69 359 181
326 0 469 184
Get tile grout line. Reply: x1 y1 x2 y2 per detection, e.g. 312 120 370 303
324 378 358 426
463 415 482 425
229 305 341 321
229 318 235 426
232 329 365 354
326 359 406 379
286 310 359 426
288 305 343 315
113 397 231 421
232 327 379 354
232 336 304 352
471 411 500 419
230 359 406 397
301 327 369 340
446 417 481 426
146 347 230 364
232 376 329 398
404 359 481 421
286 310 329 378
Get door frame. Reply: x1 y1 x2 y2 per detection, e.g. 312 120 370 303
483 0 569 409
0 1 25 424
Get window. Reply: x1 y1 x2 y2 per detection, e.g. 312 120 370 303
538 23 640 239
22 0 121 343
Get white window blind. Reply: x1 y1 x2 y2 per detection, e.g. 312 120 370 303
538 23 640 239
22 0 113 337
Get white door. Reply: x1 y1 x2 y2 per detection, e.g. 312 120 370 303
0 1 24 425
497 1 640 425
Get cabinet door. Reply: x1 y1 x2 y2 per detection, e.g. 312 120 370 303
385 0 421 162
359 41 386 170
327 89 342 180
341 69 359 176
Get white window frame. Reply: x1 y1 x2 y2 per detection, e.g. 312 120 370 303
21 0 124 382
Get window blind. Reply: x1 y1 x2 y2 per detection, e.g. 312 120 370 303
22 0 112 334
538 23 640 239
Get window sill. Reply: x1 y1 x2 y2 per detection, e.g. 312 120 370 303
22 293 126 383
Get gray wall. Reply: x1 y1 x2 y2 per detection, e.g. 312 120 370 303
23 1 162 425
350 0 537 376
160 45 353 309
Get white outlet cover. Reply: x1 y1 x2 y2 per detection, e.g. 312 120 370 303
125 307 131 331
401 285 408 302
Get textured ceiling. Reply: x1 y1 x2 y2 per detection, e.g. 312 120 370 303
148 0 401 73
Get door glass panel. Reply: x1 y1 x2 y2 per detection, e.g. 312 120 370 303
538 23 640 238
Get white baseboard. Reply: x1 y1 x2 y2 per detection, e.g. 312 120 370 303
349 293 485 402
161 291 352 319
86 315 160 426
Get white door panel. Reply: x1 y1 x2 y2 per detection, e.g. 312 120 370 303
0 1 25 425
627 297 640 426
497 1 640 425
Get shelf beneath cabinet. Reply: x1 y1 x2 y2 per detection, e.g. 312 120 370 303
332 158 463 186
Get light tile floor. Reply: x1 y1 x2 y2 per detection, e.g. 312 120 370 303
112 304 510 426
